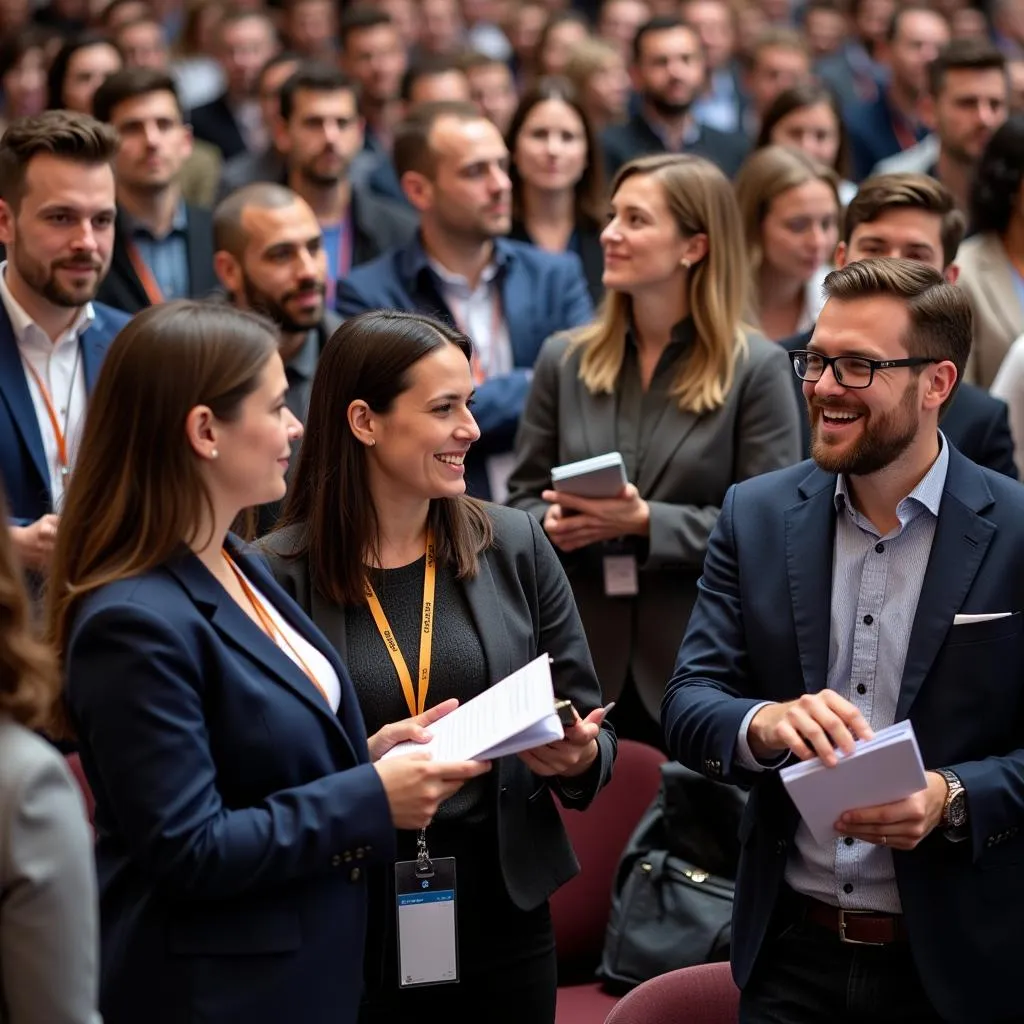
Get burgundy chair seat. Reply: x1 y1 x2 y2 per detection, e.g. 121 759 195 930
603 962 740 1024
555 981 619 1024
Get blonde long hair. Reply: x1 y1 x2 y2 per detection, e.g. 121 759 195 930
571 154 749 415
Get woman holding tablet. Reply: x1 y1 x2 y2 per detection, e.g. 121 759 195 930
260 309 615 1024
506 153 802 747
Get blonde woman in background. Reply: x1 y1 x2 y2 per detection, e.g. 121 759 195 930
735 144 841 342
506 153 802 747
564 37 632 132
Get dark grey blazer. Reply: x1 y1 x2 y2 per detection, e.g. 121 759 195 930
505 331 802 720
258 503 616 911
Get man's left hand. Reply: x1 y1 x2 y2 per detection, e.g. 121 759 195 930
836 771 948 850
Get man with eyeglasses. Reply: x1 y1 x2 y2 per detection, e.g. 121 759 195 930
664 257 1024 1024
780 172 1017 479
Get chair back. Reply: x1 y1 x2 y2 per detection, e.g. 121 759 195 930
551 739 666 968
603 962 740 1024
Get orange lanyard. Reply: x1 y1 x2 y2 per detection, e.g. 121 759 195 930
127 241 165 305
223 551 332 708
21 353 77 478
448 288 503 386
363 530 436 717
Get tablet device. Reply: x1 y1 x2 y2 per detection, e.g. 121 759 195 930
550 452 628 499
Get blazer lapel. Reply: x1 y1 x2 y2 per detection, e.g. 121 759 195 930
636 401 701 494
111 223 149 309
576 375 618 462
80 319 111 391
461 556 513 684
310 584 350 666
896 453 996 720
785 466 838 695
0 309 49 497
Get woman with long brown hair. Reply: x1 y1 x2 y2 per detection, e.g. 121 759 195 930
260 308 615 1024
0 479 98 1024
46 300 487 1024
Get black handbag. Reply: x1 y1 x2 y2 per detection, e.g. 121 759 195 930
598 762 747 992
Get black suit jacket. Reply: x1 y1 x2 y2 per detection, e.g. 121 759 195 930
97 204 219 315
601 112 749 181
509 219 604 305
781 329 1018 479
348 184 417 268
258 503 617 911
189 94 247 161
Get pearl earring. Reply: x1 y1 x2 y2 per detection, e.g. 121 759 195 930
680 258 691 269
210 449 219 459
368 439 376 447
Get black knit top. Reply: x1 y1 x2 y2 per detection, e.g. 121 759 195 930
344 556 492 823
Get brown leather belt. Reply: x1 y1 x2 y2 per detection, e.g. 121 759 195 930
801 896 909 945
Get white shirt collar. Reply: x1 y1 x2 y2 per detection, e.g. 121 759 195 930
427 256 499 293
0 260 95 347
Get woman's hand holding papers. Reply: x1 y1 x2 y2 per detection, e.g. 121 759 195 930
749 691 874 766
836 773 948 850
367 698 460 762
518 705 607 777
540 485 650 552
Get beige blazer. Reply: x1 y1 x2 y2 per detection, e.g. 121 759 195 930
0 717 100 1024
957 233 1024 388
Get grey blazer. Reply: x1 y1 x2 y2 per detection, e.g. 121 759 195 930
505 331 802 720
956 233 1024 389
258 503 616 912
0 718 100 1024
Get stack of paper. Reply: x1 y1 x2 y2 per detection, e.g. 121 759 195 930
779 720 927 844
380 654 564 763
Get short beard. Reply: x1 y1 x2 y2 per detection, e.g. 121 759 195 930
810 380 919 477
15 249 102 308
241 276 324 334
644 91 692 119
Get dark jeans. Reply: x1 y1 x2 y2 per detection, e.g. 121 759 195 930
741 913 942 1024
359 818 557 1024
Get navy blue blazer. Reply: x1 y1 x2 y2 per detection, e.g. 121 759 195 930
662 447 1024 1023
780 328 1018 479
845 90 929 181
336 235 594 496
65 538 397 1024
0 300 129 526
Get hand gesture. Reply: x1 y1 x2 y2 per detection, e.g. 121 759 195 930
10 514 59 572
373 754 491 830
837 772 948 850
518 705 607 778
748 691 873 766
541 485 649 553
367 699 459 763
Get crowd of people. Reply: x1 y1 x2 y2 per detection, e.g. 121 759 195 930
0 0 1023 1022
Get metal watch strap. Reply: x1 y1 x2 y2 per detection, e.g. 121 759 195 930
937 769 965 827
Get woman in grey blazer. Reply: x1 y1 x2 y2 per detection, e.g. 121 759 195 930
259 311 615 1024
506 153 803 746
0 487 99 1024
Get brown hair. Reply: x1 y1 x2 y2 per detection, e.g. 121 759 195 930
46 301 279 664
844 173 965 268
928 38 1006 96
393 100 484 180
92 66 183 123
0 487 60 730
572 153 749 415
755 82 852 181
507 76 606 226
275 310 493 606
214 181 302 258
822 258 971 409
0 110 118 211
744 26 811 69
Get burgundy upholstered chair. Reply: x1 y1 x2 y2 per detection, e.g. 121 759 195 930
603 962 740 1024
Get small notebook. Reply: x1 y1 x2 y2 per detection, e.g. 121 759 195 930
380 654 564 763
551 452 628 498
779 720 927 845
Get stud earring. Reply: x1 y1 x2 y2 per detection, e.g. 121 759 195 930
368 439 376 447
210 449 219 459
680 258 692 269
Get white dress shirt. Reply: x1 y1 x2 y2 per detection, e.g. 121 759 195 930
0 262 92 511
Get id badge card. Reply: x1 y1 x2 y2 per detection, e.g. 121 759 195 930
603 554 639 597
395 857 459 987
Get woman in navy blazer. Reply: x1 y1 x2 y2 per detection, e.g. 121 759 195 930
45 301 487 1024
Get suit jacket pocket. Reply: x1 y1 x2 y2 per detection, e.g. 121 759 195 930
945 611 1022 647
167 905 302 956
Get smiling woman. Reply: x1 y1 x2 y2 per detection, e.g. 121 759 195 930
259 309 616 1024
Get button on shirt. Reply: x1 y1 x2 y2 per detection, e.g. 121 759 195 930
124 200 190 301
0 262 92 508
737 436 949 913
429 257 513 381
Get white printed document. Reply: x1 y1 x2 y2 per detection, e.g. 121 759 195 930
779 720 927 845
380 654 564 763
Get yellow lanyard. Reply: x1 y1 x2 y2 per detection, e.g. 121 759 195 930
363 530 436 717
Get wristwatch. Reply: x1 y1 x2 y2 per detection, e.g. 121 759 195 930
937 769 967 829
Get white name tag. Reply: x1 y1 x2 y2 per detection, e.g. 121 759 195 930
395 857 459 987
603 554 639 597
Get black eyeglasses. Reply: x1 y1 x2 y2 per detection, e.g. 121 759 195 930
790 350 939 390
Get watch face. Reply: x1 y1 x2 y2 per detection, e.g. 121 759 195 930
948 792 967 828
